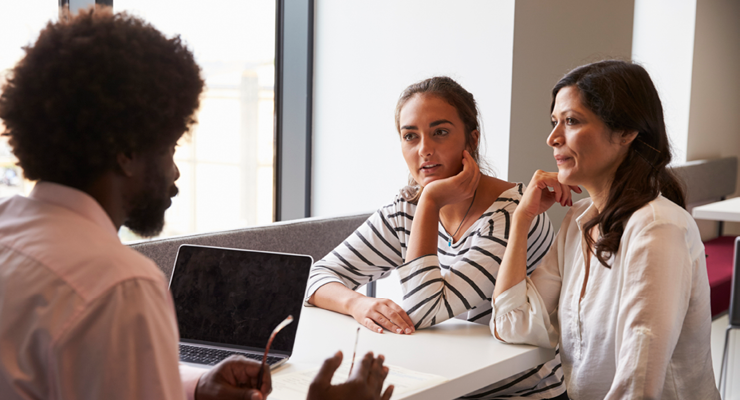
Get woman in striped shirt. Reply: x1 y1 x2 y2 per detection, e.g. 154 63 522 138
306 76 566 400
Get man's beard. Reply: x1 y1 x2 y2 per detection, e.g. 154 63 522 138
123 169 178 238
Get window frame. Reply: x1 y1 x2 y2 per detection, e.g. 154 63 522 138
55 0 313 224
274 0 314 221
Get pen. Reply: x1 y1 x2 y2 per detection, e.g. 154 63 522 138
348 327 360 379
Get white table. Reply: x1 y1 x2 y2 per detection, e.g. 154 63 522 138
692 197 740 222
275 306 555 400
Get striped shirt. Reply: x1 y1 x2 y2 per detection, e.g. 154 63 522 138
306 183 565 399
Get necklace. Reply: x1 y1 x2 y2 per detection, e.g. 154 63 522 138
444 189 477 247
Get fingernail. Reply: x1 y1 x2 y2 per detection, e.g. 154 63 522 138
378 328 383 333
405 328 412 334
251 393 261 400
396 328 402 334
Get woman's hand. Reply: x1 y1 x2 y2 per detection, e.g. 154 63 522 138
421 150 481 210
348 296 415 334
515 170 581 223
308 351 393 400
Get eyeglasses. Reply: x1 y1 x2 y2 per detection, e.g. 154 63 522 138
256 315 294 389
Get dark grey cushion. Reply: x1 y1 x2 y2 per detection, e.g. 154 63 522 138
669 156 737 205
129 213 371 280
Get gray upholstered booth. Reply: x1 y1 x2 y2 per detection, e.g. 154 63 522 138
130 156 738 301
130 212 371 282
670 156 738 211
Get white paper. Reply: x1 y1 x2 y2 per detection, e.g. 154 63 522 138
269 363 447 400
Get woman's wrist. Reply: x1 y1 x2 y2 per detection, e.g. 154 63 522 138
417 188 443 212
344 290 366 316
312 282 365 316
512 208 535 229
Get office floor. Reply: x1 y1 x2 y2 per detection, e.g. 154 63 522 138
711 314 738 399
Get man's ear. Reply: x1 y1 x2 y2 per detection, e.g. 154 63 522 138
117 152 136 177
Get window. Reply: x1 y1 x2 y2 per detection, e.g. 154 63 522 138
115 0 277 241
0 2 56 199
0 1 314 236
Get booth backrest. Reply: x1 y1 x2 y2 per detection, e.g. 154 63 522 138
669 156 738 205
131 157 736 282
129 212 372 281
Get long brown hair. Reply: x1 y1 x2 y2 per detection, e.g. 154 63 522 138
395 76 487 202
551 60 686 267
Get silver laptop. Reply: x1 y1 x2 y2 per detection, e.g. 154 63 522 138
169 244 312 369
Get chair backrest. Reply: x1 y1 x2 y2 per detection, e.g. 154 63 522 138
731 237 740 327
129 212 371 281
669 157 738 205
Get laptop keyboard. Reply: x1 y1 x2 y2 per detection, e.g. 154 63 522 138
179 344 283 366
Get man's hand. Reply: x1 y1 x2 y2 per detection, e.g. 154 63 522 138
308 351 394 400
348 296 415 334
195 356 272 400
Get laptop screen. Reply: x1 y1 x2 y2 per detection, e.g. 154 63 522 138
169 245 312 355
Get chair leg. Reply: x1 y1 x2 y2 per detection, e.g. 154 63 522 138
720 326 739 399
366 281 376 298
720 327 730 398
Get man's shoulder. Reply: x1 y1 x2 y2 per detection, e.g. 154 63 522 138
0 197 166 303
82 242 166 294
49 238 165 303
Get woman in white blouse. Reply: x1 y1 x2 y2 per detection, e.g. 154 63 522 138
491 60 720 399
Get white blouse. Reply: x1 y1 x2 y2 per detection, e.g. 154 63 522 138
491 196 720 400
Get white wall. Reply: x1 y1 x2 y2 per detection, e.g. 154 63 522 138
632 0 697 164
310 0 740 302
687 0 740 237
312 0 739 231
507 0 635 231
311 0 515 218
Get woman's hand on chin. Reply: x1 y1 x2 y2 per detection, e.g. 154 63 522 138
422 150 481 209
515 170 581 222
348 296 415 335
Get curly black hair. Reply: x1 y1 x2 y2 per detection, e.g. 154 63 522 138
0 9 204 189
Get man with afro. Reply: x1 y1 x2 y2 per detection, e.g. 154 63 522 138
0 9 392 400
